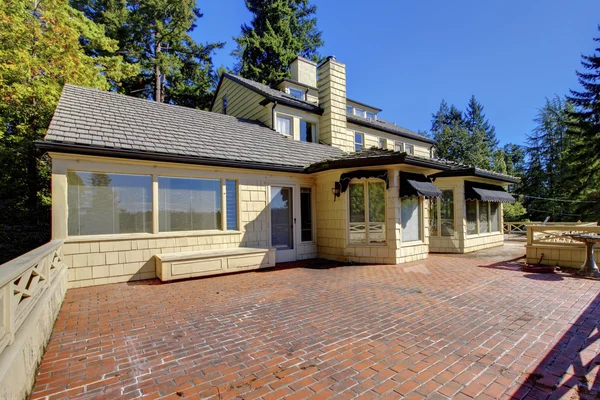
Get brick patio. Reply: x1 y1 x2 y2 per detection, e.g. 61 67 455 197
30 245 600 399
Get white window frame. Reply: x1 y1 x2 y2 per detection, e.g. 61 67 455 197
429 189 455 237
378 138 387 149
366 111 376 120
300 119 317 143
354 132 364 151
288 87 304 100
401 196 423 244
276 114 292 136
347 179 387 245
466 200 502 236
395 141 404 152
353 108 366 118
405 143 415 155
300 187 315 243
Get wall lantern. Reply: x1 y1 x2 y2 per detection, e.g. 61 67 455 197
332 182 341 201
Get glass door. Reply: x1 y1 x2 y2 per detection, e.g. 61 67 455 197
270 186 296 262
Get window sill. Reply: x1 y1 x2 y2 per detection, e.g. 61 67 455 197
465 232 503 238
401 240 425 247
66 230 242 243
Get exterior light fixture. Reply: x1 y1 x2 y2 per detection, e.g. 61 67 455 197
332 182 341 200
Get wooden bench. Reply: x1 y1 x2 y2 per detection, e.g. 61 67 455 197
155 247 276 282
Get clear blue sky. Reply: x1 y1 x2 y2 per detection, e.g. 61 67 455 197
193 0 600 147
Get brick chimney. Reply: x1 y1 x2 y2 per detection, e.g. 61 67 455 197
317 56 352 152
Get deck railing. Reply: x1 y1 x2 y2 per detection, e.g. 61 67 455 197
525 225 600 268
504 221 597 235
0 240 66 355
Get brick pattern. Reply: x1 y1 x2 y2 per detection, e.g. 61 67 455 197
31 250 600 399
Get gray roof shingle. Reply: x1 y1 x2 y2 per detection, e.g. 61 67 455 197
346 114 436 144
43 85 344 172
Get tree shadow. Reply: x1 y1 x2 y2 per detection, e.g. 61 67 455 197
512 290 600 398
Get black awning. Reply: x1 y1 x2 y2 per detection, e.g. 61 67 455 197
399 172 442 198
339 170 389 193
465 181 515 203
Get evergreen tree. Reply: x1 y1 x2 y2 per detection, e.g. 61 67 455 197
566 25 600 221
464 96 498 170
71 0 224 108
0 0 135 261
502 143 526 177
233 0 323 84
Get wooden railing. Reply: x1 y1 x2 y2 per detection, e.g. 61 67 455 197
504 221 597 234
526 225 600 247
0 240 66 355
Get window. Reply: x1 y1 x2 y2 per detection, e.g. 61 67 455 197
225 180 238 230
159 177 222 232
467 201 478 234
288 87 304 100
222 96 228 115
349 181 386 244
300 120 315 142
366 111 375 120
440 190 454 236
401 196 421 242
405 144 414 155
347 105 353 114
276 115 292 135
429 199 439 237
355 132 364 151
67 171 152 236
354 108 366 118
301 188 313 242
395 142 404 152
378 138 387 149
466 201 501 235
480 201 489 233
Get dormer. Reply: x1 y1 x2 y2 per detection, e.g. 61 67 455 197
272 78 319 105
272 57 320 105
346 99 382 121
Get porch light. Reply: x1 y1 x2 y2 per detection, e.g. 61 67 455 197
332 182 341 200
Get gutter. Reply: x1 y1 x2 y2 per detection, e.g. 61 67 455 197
36 141 308 174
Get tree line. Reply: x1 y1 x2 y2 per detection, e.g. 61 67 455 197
430 26 600 223
0 0 323 262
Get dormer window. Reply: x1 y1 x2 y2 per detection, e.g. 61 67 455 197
354 108 366 118
405 144 414 155
378 138 387 149
288 87 304 100
276 115 292 136
347 105 377 120
366 111 375 120
300 120 316 142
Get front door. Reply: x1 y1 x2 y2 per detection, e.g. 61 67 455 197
270 186 296 263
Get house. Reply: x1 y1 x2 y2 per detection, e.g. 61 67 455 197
37 55 518 288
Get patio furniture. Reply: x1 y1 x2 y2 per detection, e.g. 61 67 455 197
566 234 600 277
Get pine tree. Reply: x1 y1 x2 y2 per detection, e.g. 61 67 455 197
233 0 323 84
0 0 135 261
72 0 224 108
464 96 498 170
566 25 600 221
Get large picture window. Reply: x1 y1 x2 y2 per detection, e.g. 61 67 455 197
159 177 222 232
401 196 421 242
349 181 386 244
67 171 152 236
429 190 454 237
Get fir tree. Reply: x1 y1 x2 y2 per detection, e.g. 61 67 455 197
72 0 224 108
566 25 600 221
464 96 498 170
233 0 323 84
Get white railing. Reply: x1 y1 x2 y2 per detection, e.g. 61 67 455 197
527 225 600 247
0 240 66 355
504 221 597 234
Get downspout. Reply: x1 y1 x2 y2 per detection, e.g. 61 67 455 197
304 87 309 102
271 101 278 130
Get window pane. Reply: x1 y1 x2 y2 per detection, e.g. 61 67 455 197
349 183 366 243
301 188 313 242
159 177 221 232
226 180 238 230
401 196 421 242
355 132 363 151
346 105 353 114
480 201 489 233
354 108 366 118
467 201 478 234
378 138 386 149
368 182 386 243
429 198 439 236
440 190 454 236
395 142 403 152
67 171 152 236
300 120 314 142
366 111 375 120
289 87 304 99
276 116 291 135
405 144 414 155
490 202 500 232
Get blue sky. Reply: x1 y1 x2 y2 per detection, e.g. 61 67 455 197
193 0 600 147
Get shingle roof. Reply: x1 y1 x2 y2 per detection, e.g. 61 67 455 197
347 114 436 144
42 85 344 172
220 73 323 114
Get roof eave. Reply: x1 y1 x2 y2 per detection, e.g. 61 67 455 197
346 116 436 145
306 153 449 174
36 141 308 174
430 169 520 184
346 98 383 112
259 98 324 115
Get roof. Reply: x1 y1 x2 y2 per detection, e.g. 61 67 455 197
346 98 382 112
307 148 520 184
40 85 344 173
347 115 436 145
272 77 318 92
217 73 323 114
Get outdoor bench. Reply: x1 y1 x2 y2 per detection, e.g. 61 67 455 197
155 247 276 281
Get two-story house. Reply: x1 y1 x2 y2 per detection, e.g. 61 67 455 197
38 55 518 288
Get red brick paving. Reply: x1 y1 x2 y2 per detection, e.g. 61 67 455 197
30 248 600 399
